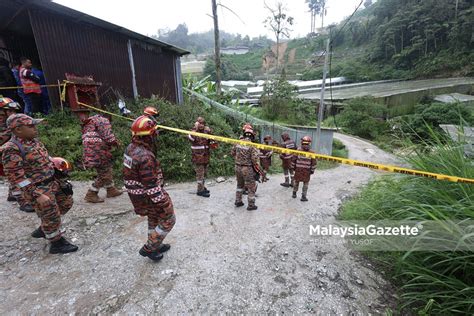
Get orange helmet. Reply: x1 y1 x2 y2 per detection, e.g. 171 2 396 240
144 106 159 117
0 97 21 111
131 115 158 136
51 157 72 172
301 136 312 145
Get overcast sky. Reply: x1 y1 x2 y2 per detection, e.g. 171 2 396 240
53 0 364 39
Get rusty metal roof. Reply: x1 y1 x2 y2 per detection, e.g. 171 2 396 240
2 0 189 56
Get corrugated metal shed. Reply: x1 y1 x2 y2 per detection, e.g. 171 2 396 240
29 8 134 105
1 0 189 106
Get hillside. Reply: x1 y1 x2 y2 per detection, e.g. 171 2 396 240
203 0 473 82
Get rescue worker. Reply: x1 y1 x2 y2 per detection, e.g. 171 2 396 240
19 57 42 115
1 114 78 253
78 111 123 203
231 124 265 211
123 115 175 262
0 97 34 212
259 135 273 181
188 117 217 197
291 136 317 202
279 133 297 188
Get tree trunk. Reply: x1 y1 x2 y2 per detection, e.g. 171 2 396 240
424 30 428 56
276 35 280 73
212 0 221 95
401 29 404 51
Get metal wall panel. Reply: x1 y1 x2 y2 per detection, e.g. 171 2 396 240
132 41 178 103
28 8 179 107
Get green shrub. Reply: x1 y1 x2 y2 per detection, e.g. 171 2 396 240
340 127 474 314
396 102 474 142
336 97 390 140
260 77 315 125
38 98 239 183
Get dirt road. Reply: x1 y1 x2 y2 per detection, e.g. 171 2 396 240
0 133 400 314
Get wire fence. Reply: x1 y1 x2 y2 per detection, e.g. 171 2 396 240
184 88 334 155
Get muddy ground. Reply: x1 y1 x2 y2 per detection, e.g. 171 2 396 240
0 133 401 314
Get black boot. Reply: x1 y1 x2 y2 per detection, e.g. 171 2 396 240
139 246 164 261
280 181 290 188
247 205 258 211
31 226 45 238
20 204 35 213
235 201 244 207
7 194 16 202
49 237 79 254
203 187 210 194
157 243 171 253
292 192 297 198
197 190 210 198
301 195 308 202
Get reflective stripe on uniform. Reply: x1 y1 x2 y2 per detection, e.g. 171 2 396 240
45 229 61 239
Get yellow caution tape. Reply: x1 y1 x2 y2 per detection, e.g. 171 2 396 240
76 102 474 185
0 83 67 90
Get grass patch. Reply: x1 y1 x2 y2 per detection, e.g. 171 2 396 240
339 126 474 314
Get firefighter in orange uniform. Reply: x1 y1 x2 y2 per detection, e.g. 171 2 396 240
0 97 34 212
77 111 123 203
279 133 297 187
231 124 265 211
1 114 77 253
259 135 273 181
123 115 175 262
291 136 317 202
188 117 217 197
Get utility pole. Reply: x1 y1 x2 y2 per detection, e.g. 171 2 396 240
212 0 222 95
316 38 330 153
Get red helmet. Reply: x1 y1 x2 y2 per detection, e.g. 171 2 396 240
131 115 158 136
144 106 159 117
301 136 312 145
51 157 72 172
0 97 21 111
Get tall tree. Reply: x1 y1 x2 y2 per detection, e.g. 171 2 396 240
211 0 222 95
319 0 328 28
264 1 294 73
306 0 325 33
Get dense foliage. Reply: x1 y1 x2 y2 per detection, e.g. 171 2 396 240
37 98 239 183
332 97 390 140
260 76 315 125
396 102 474 141
340 128 474 314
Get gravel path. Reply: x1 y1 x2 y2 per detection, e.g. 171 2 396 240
0 133 401 314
